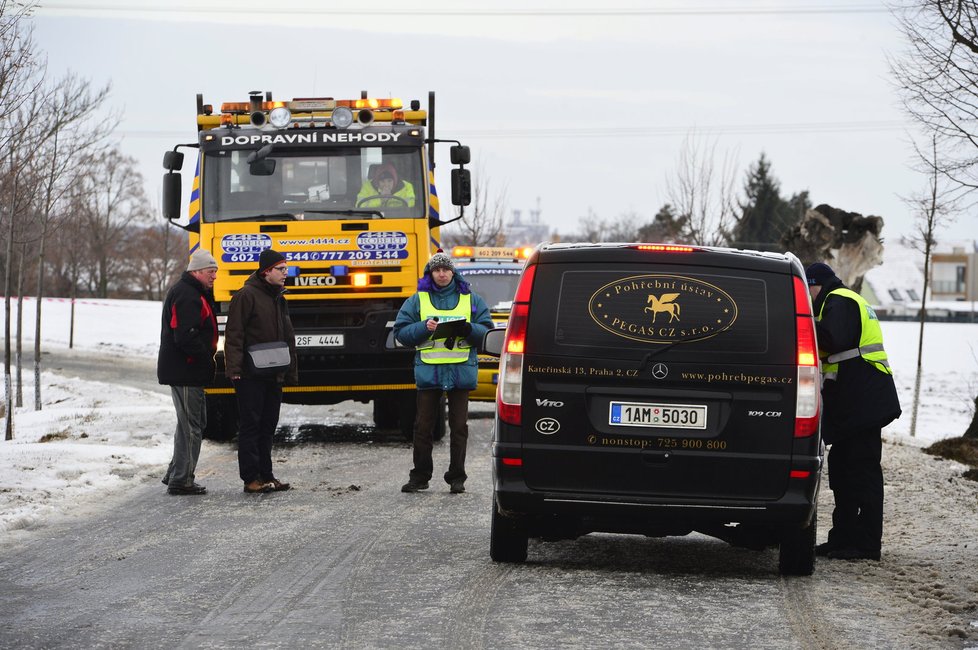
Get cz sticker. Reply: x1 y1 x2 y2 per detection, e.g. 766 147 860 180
535 418 560 435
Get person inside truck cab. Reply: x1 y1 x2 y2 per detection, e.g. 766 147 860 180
356 162 415 208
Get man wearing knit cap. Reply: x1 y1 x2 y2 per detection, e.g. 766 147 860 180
157 248 219 495
224 248 298 493
393 249 494 494
806 261 901 561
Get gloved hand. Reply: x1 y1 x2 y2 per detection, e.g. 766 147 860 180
459 321 473 337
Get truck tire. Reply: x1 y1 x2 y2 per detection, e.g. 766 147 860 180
398 392 417 441
490 495 528 563
778 511 816 576
203 394 238 442
372 396 399 429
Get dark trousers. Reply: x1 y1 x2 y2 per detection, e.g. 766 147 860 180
410 388 469 484
827 430 884 552
234 377 283 484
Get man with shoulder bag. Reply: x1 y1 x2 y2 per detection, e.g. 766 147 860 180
224 249 298 494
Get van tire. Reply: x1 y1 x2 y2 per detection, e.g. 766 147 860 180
778 512 816 576
490 495 528 563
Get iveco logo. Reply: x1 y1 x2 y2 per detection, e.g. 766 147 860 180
295 275 337 287
535 418 560 434
651 363 669 380
535 398 564 408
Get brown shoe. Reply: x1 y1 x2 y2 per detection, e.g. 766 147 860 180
244 480 273 493
268 478 291 491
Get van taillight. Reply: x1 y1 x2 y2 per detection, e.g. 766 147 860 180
497 267 534 426
793 275 819 437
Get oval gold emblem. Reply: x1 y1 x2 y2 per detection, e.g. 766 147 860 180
588 274 738 344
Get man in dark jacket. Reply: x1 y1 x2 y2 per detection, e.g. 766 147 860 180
158 249 219 495
807 262 902 561
393 250 493 494
224 249 298 494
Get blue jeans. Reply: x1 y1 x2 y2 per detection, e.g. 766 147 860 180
165 386 206 488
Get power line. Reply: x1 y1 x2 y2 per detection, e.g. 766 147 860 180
36 3 890 17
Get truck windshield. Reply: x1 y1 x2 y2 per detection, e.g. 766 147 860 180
201 147 424 221
459 267 524 312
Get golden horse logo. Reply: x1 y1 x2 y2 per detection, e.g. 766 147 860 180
644 293 681 323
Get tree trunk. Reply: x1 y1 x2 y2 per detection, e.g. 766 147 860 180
964 395 978 439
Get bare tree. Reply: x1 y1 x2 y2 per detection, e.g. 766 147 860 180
906 136 959 437
28 73 111 408
890 0 978 199
125 221 187 300
1 0 45 440
442 164 507 248
664 133 739 246
74 148 152 298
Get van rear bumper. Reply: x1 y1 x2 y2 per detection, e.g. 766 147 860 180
493 454 820 538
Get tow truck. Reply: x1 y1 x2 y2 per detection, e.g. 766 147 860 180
450 246 531 401
161 91 471 440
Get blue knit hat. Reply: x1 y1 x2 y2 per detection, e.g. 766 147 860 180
805 262 836 286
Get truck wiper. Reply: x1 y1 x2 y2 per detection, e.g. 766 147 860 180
303 209 385 219
218 212 299 222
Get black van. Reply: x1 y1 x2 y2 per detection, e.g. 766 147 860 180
483 243 823 575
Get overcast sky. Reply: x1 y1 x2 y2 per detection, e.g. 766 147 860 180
29 0 974 243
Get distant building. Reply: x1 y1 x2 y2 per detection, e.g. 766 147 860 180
931 240 978 302
862 237 977 322
505 199 550 248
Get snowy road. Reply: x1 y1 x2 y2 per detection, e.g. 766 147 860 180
1 399 976 648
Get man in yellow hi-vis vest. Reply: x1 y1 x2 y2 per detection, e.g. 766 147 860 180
807 262 901 562
393 250 494 494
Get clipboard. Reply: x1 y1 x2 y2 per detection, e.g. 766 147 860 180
431 317 467 338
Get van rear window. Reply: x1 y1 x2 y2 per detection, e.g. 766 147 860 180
544 269 788 360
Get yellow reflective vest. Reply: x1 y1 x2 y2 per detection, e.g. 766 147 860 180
416 292 471 364
816 287 892 381
356 180 416 207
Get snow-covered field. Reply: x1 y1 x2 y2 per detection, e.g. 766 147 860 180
1 296 977 537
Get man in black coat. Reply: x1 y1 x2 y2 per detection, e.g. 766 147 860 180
157 249 219 495
807 262 902 560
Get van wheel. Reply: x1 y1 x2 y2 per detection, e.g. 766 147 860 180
203 394 238 441
778 512 816 576
490 495 528 563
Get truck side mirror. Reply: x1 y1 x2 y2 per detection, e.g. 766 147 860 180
450 145 470 166
163 150 184 171
162 172 182 220
451 168 471 207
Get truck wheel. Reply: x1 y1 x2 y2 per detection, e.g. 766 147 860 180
372 397 399 429
203 394 238 442
490 495 528 563
398 392 418 441
778 510 816 576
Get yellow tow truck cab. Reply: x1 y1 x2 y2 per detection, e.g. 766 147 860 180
450 246 531 401
161 91 472 439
